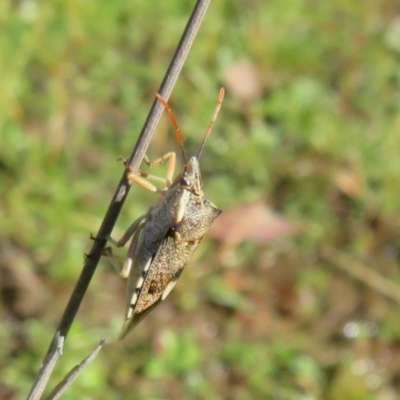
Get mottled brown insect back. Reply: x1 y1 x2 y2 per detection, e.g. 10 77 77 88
120 237 199 338
108 89 225 340
172 178 222 243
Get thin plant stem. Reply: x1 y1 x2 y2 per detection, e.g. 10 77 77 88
27 1 211 399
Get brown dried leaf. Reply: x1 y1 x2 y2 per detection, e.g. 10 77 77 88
222 59 262 101
210 202 297 246
333 169 363 198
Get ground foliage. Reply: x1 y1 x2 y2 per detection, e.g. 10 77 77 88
1 0 400 399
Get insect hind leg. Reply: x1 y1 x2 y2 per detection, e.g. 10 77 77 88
103 247 124 275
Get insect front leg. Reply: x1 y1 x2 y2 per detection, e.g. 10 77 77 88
126 152 176 192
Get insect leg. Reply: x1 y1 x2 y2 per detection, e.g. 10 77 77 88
120 222 144 279
125 152 176 192
103 248 124 275
107 213 147 248
143 152 176 188
104 213 147 275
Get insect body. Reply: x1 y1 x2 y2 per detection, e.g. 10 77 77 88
109 88 225 339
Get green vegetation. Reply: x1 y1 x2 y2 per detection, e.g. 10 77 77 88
1 0 400 398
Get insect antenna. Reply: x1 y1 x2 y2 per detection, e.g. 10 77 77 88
156 93 187 164
197 87 225 159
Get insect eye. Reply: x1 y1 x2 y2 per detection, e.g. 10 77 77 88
181 176 191 187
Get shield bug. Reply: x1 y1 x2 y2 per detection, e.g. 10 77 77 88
108 88 225 339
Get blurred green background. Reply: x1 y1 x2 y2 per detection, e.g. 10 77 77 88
1 0 400 399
